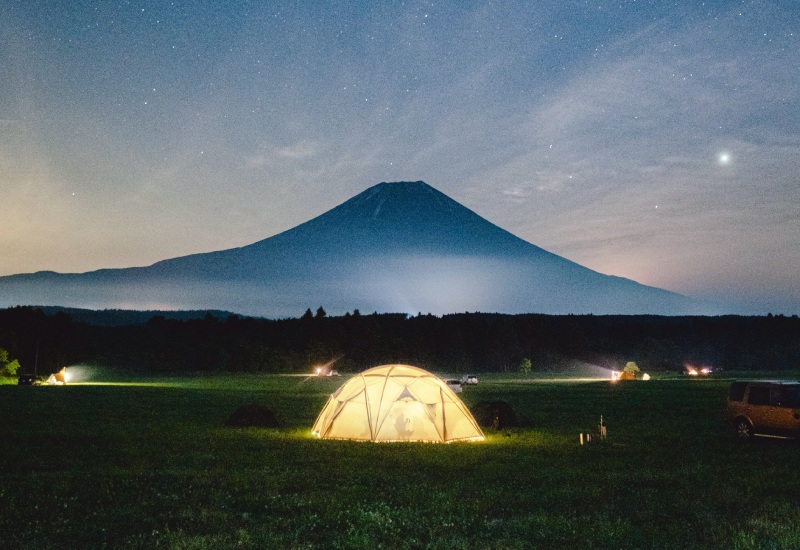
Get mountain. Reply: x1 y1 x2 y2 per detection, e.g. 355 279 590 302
0 181 705 317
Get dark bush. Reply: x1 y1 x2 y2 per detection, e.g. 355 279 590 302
471 400 518 429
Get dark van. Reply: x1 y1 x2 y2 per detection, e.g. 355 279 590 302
17 374 41 386
726 380 800 439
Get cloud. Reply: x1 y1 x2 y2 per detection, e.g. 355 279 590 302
275 141 319 160
453 5 800 304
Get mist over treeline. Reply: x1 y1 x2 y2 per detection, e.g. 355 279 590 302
1 306 798 375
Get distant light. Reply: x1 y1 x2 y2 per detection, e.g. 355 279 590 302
684 363 712 376
717 151 732 165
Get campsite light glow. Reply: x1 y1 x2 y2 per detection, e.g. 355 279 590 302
61 365 96 383
547 360 622 382
684 363 712 376
312 356 341 377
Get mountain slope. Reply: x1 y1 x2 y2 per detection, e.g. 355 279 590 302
0 181 702 317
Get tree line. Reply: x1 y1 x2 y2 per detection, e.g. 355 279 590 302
0 306 798 376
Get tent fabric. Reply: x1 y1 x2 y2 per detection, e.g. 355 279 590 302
311 364 485 443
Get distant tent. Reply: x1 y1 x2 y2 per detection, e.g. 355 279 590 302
311 364 485 443
47 367 68 385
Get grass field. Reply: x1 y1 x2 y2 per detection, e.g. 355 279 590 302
2 371 800 549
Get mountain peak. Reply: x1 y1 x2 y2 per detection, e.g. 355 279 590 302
376 180 428 186
0 180 703 317
331 180 479 226
349 180 438 205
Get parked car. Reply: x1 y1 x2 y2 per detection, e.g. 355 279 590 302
17 374 42 386
461 375 478 385
445 379 463 393
726 380 800 439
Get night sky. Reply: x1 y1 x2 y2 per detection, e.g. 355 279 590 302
2 1 798 314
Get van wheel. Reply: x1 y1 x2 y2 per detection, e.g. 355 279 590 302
735 420 753 440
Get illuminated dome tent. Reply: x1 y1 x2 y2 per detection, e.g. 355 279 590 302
312 364 485 443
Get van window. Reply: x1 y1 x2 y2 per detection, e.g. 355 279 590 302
747 385 770 406
781 386 800 408
729 382 747 402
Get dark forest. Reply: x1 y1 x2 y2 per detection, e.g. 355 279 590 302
1 306 798 376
